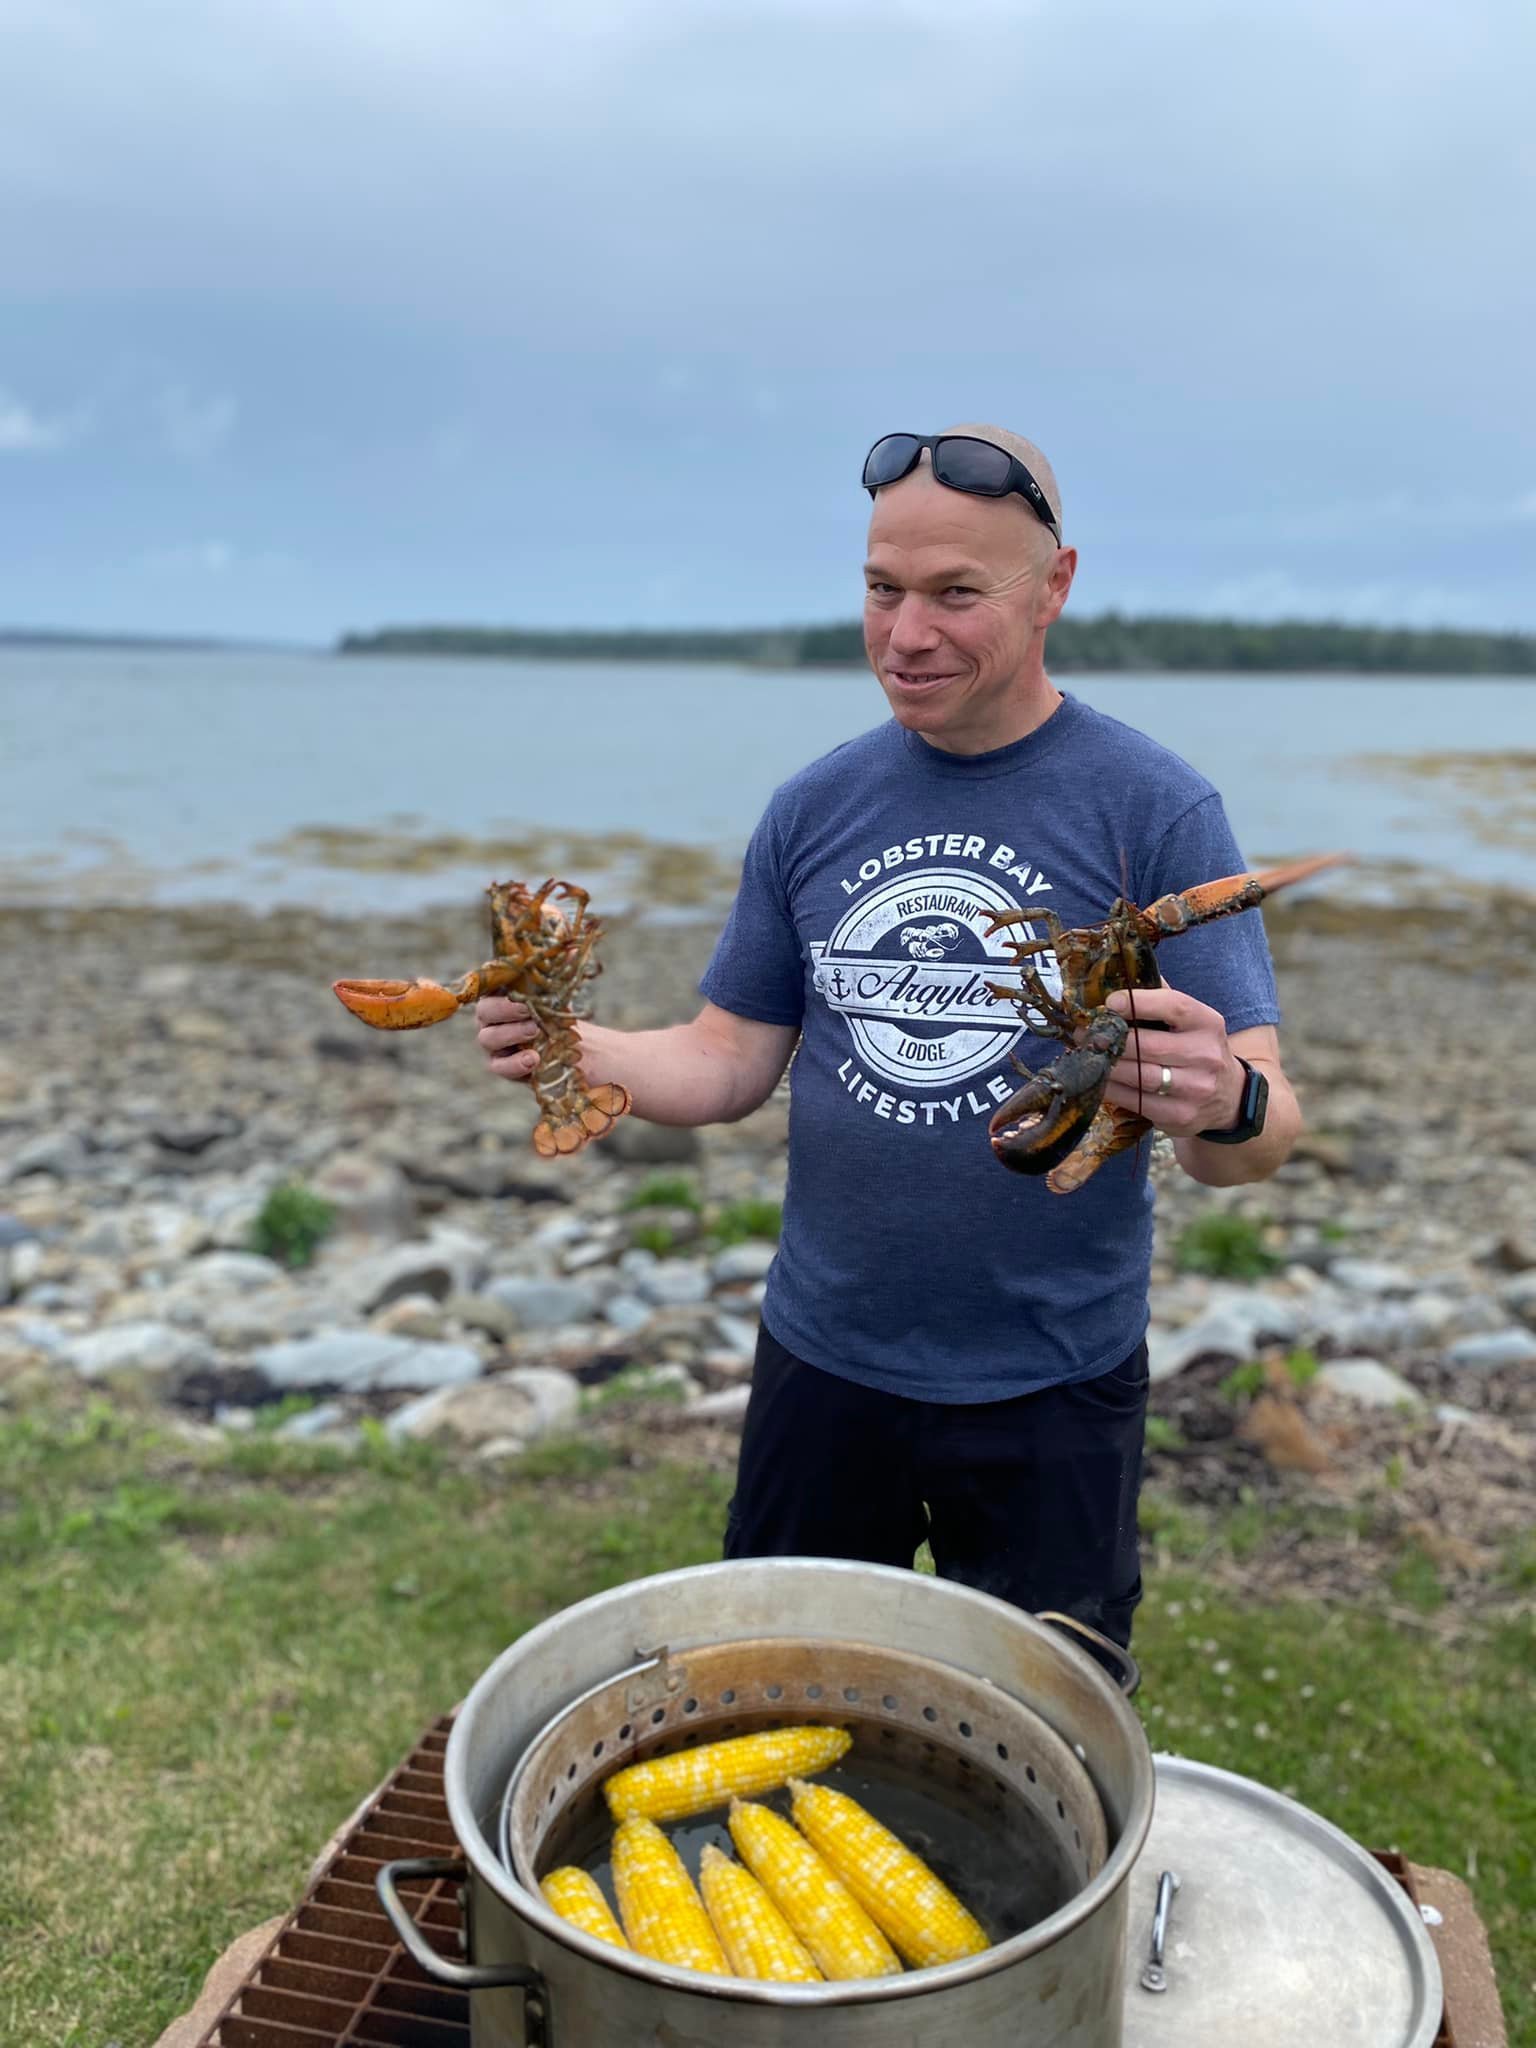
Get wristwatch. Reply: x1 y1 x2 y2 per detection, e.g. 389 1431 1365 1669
1197 1057 1268 1144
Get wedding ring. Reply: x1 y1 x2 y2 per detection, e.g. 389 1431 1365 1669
1157 1065 1174 1098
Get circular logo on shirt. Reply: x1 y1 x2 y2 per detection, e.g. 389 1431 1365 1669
809 866 1059 1089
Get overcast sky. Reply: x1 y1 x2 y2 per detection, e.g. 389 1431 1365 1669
2 0 1532 641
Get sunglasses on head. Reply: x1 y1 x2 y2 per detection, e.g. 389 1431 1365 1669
862 432 1061 543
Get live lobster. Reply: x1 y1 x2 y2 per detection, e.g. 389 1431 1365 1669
331 878 631 1159
985 852 1344 1193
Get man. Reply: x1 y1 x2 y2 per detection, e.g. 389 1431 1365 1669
478 424 1299 1650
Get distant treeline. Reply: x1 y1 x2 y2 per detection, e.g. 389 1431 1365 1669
338 614 1536 674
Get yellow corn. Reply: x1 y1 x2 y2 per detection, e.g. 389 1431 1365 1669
788 1778 989 1968
698 1843 823 1982
728 1797 902 1981
610 1817 728 1974
539 1866 629 1950
603 1725 853 1824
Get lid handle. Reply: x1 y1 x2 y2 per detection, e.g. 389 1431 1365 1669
1139 1868 1181 1993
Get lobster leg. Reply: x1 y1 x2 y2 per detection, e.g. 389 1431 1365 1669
1138 851 1348 940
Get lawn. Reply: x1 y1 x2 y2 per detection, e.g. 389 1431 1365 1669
1 1398 1529 2044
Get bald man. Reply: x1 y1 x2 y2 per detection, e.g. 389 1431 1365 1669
478 425 1298 1651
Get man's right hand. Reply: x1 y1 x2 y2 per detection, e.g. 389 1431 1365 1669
476 996 542 1083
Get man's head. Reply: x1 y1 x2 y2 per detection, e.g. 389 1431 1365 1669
862 421 1077 755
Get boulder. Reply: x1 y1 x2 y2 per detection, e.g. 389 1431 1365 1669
65 1320 209 1382
371 1294 450 1341
1445 1328 1536 1372
1147 1291 1301 1383
4 1131 88 1181
637 1259 712 1309
251 1329 483 1394
604 1121 701 1166
711 1243 778 1287
337 1245 457 1315
384 1367 580 1447
1327 1259 1417 1298
483 1275 601 1330
309 1154 418 1239
1316 1359 1425 1410
603 1293 654 1334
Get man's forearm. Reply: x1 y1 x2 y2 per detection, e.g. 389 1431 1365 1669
577 1018 787 1127
1172 1067 1300 1186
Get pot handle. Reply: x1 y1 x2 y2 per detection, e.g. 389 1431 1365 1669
377 1857 552 2041
1036 1611 1142 1698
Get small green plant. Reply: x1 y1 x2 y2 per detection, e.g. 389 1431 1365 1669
253 1393 318 1434
1174 1211 1279 1281
622 1174 701 1213
1144 1414 1187 1453
709 1198 783 1248
1283 1347 1321 1388
1317 1219 1351 1244
1218 1360 1267 1402
249 1181 337 1269
629 1222 676 1257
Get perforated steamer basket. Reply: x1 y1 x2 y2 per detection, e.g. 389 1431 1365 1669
500 1634 1112 1902
380 1559 1155 2047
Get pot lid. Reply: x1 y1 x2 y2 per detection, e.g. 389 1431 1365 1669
1121 1755 1443 2048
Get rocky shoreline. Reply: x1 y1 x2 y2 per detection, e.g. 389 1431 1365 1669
2 885 1532 1617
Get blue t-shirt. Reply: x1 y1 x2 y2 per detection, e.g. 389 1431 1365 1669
699 692 1281 1402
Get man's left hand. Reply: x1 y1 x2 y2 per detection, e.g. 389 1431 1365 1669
1101 980 1244 1139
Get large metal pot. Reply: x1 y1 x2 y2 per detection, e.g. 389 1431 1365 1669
380 1557 1155 2046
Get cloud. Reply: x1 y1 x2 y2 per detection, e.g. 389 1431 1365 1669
0 385 88 452
1189 568 1501 632
157 387 237 459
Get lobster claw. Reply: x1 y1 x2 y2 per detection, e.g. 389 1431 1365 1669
988 1012 1130 1177
331 976 469 1030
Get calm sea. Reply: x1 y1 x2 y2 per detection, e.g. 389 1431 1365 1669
0 647 1529 910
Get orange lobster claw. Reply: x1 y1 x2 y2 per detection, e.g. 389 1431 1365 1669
532 1082 633 1159
331 976 468 1030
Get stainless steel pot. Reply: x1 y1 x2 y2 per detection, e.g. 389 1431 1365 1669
379 1558 1155 2046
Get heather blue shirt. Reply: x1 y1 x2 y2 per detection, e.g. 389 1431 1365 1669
700 693 1281 1401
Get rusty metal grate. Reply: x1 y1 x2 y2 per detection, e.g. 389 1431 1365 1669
196 1716 470 2047
189 1716 1462 2047
1372 1851 1455 2048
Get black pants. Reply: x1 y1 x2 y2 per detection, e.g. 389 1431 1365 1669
724 1326 1149 1647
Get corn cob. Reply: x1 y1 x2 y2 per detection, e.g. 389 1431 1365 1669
539 1866 629 1950
610 1817 728 1974
728 1797 902 1981
788 1778 989 1968
698 1843 823 1982
603 1725 853 1824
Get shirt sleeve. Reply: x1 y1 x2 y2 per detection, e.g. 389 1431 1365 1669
1135 793 1282 1035
698 799 806 1027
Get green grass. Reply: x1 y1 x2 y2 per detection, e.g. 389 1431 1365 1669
247 1181 337 1269
1174 1209 1281 1280
708 1197 782 1247
1 1399 1530 2043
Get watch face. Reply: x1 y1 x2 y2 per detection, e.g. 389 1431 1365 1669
1244 1063 1269 1137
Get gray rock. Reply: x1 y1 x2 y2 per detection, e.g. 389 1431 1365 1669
449 1292 520 1341
1499 1272 1536 1328
1434 1403 1479 1426
203 1291 318 1350
385 1366 580 1446
252 1329 483 1393
604 1121 701 1166
309 1154 419 1239
622 1363 703 1401
0 1249 9 1308
9 1241 45 1289
618 1247 659 1283
484 1275 601 1330
178 1251 285 1295
1327 1258 1417 1297
371 1294 450 1341
339 1245 456 1315
1147 1291 1302 1383
711 1243 778 1286
1445 1327 1536 1371
5 1131 88 1181
712 1312 760 1360
684 1385 752 1424
1317 1359 1425 1410
562 1238 621 1274
275 1400 351 1440
604 1292 654 1334
638 1260 712 1308
153 1112 242 1156
5 1315 69 1357
76 1215 132 1258
65 1320 209 1380
424 1224 492 1293
0 1213 36 1249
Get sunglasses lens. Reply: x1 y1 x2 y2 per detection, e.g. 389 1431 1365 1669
862 434 922 490
932 437 1013 495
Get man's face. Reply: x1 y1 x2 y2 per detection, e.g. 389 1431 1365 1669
863 466 1073 753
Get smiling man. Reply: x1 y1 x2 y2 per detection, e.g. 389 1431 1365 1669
478 423 1300 1651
